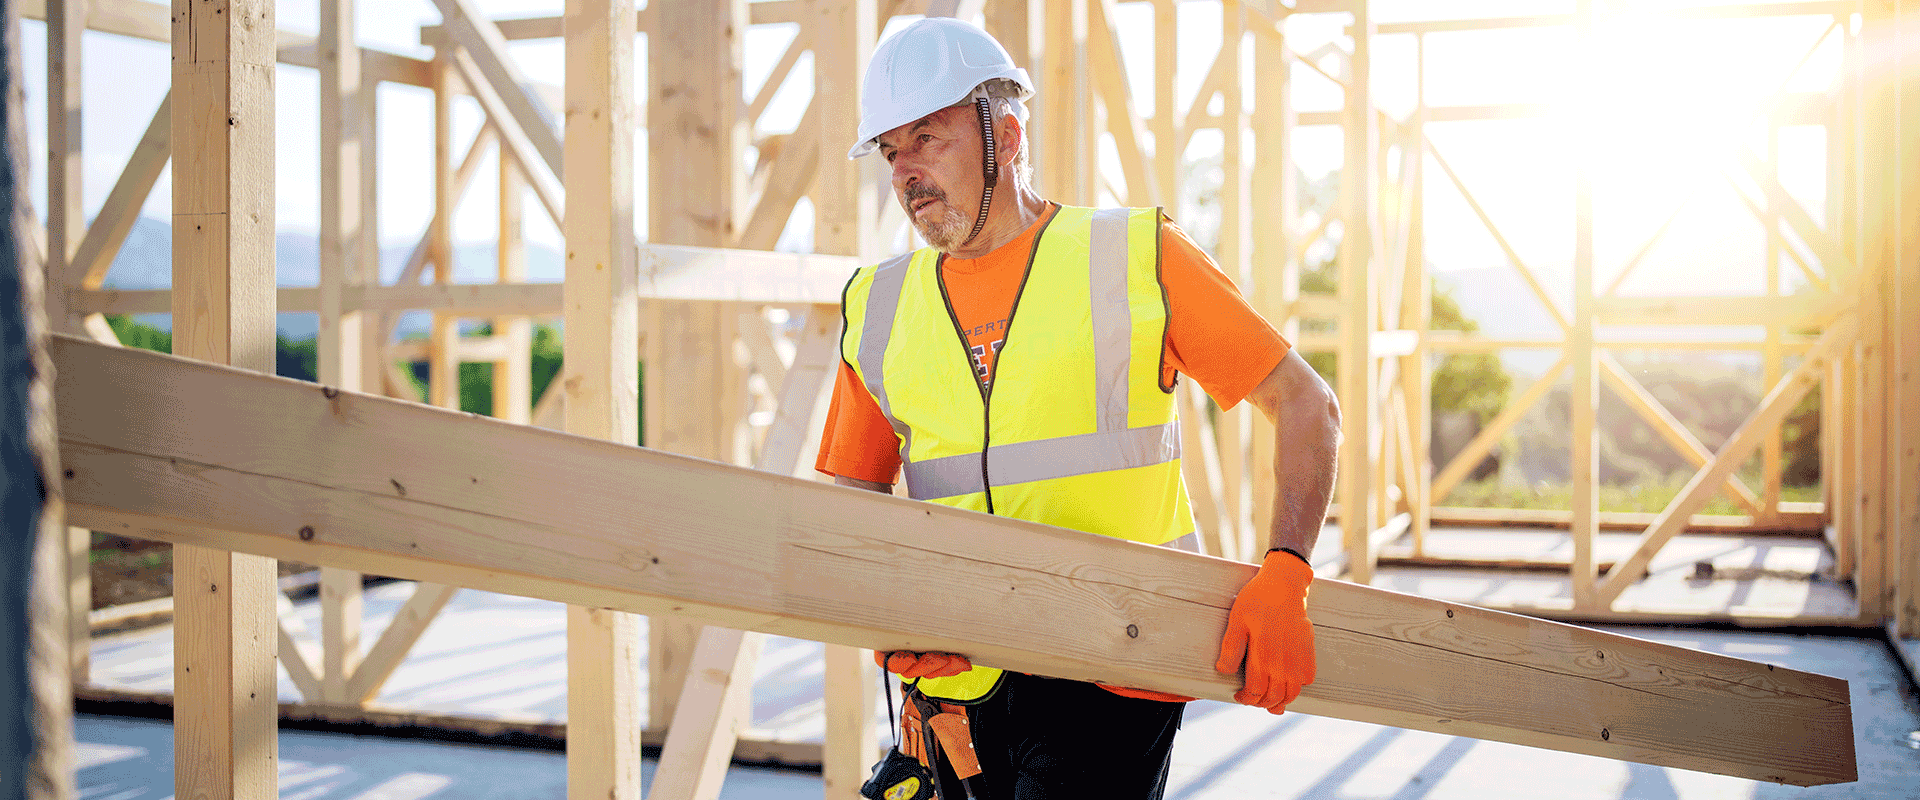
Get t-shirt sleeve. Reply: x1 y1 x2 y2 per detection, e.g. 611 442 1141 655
814 359 905 484
1160 217 1292 410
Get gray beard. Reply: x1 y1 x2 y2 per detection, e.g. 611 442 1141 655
914 202 971 252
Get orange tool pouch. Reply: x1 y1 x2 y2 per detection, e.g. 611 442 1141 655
896 685 983 799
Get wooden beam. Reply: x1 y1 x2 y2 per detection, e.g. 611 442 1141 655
50 335 1859 787
563 1 644 797
170 0 280 797
448 48 566 224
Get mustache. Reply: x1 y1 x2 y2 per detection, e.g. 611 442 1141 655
903 183 946 206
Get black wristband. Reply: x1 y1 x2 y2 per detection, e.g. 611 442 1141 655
1267 547 1310 566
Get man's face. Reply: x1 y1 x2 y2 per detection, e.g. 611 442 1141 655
876 104 983 253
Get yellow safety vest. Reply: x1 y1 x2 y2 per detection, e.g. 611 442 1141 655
840 206 1195 703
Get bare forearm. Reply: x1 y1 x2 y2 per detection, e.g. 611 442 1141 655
1245 351 1341 559
1267 398 1338 556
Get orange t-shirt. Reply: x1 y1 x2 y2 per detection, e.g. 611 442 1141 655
816 203 1291 484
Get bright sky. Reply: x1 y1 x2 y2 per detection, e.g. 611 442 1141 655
15 0 1848 303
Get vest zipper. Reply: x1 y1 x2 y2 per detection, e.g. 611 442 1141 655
931 207 1056 514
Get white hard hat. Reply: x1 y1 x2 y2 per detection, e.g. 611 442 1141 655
847 17 1034 159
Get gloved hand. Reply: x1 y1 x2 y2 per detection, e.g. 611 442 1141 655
873 650 972 679
1214 549 1316 714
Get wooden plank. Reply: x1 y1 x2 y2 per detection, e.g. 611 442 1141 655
170 0 280 796
1593 294 1844 327
563 2 644 797
1595 319 1857 607
50 335 1859 787
428 0 564 177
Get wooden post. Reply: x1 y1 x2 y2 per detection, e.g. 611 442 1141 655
318 0 365 705
1859 0 1898 623
1401 88 1430 557
495 159 533 424
1218 0 1252 558
1041 0 1088 204
171 1 279 797
1890 0 1920 638
428 56 460 412
1570 0 1599 609
1337 2 1378 582
564 1 643 798
1249 17 1296 550
813 0 882 796
647 0 748 729
47 0 93 689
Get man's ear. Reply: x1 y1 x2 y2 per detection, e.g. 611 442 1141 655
995 109 1024 171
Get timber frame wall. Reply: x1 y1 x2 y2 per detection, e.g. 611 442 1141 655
17 0 1918 796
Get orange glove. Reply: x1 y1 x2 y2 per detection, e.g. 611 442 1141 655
1215 549 1316 714
873 650 973 679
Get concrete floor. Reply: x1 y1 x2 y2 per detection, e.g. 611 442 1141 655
79 597 1920 799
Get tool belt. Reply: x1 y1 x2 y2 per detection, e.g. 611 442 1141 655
862 678 983 800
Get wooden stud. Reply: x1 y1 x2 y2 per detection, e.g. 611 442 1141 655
428 56 460 412
648 0 750 729
1893 0 1920 638
48 0 96 691
1570 0 1599 609
811 2 883 794
1248 14 1295 551
170 1 280 797
563 2 644 798
1337 5 1378 582
495 155 532 425
1598 354 1764 516
50 335 1861 788
318 0 367 706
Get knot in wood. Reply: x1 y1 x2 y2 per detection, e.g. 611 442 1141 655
1600 727 1611 742
1126 624 1139 639
298 526 315 541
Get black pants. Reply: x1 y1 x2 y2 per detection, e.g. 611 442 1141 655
932 672 1185 800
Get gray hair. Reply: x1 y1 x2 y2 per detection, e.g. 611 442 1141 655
980 80 1033 190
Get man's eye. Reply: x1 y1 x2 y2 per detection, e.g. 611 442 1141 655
884 151 896 163
918 134 933 144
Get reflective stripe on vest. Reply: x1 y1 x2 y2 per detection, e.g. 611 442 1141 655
839 206 1196 704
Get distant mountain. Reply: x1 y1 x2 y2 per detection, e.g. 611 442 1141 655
103 216 565 340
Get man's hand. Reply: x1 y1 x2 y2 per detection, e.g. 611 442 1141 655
1214 549 1316 714
874 650 973 679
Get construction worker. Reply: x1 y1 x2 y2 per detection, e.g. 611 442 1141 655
819 16 1339 800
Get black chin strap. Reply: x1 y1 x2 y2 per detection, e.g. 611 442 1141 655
961 94 999 247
